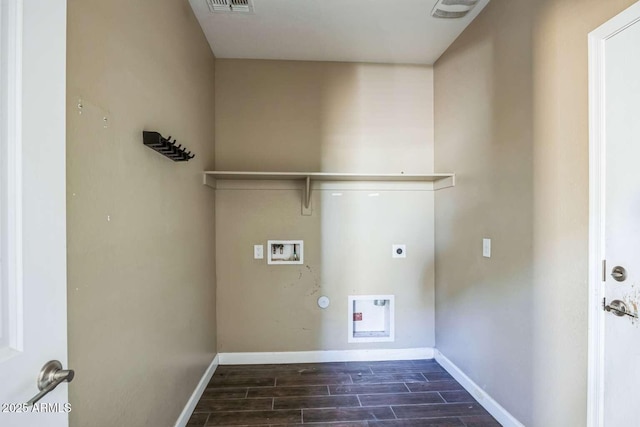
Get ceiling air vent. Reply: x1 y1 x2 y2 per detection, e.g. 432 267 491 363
431 0 479 19
206 0 253 13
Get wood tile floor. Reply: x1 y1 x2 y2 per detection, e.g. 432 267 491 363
186 360 501 426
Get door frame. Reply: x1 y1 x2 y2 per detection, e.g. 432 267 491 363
0 0 24 359
587 2 640 426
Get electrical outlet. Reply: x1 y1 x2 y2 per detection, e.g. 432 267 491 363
392 244 406 258
483 238 491 258
254 245 264 259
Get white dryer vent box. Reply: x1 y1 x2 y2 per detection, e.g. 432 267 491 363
348 295 395 343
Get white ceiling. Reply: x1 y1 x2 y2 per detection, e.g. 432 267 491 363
189 0 489 65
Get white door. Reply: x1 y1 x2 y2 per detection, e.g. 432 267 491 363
0 1 69 426
589 2 640 425
603 14 640 425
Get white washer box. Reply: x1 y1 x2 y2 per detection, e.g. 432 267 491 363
348 295 395 343
267 240 303 265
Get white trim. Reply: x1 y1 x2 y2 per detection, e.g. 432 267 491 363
587 23 606 427
218 348 435 365
0 0 24 355
587 3 640 426
174 354 219 427
434 350 524 427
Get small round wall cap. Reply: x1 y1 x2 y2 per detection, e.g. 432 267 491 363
317 296 330 309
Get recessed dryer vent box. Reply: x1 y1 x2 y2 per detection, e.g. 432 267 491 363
267 240 303 265
348 295 395 343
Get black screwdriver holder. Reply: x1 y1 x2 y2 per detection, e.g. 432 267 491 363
143 131 195 162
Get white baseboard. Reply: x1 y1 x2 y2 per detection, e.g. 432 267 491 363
174 354 219 427
435 350 524 427
219 347 434 365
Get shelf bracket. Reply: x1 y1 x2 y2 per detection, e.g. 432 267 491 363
203 173 216 189
302 176 312 216
433 175 455 190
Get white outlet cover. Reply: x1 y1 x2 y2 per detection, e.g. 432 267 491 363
482 238 491 258
317 296 330 309
392 244 406 258
254 244 264 259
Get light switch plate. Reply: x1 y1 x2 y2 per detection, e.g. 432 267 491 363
483 238 491 258
254 245 264 259
392 244 406 258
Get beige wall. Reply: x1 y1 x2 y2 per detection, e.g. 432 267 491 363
434 0 636 425
216 60 434 173
215 60 436 352
66 1 217 426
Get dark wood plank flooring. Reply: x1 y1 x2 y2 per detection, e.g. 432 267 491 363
187 360 501 427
